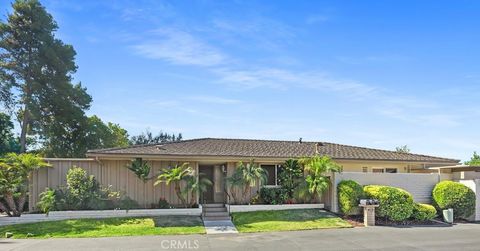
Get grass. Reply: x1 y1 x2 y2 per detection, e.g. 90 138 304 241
0 216 205 239
232 209 352 233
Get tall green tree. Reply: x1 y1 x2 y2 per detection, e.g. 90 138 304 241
0 112 20 155
42 115 129 157
130 130 182 145
465 152 480 166
395 145 410 153
0 0 92 153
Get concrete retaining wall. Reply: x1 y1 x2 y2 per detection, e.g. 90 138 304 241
0 208 202 226
229 203 324 213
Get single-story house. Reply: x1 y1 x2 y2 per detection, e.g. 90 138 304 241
29 138 460 211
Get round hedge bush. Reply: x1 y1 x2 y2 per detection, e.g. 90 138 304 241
412 203 437 221
363 185 414 221
432 181 475 219
338 180 364 215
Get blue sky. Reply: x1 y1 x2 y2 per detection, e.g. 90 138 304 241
2 0 479 161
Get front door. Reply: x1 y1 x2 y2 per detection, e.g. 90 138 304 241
199 165 214 203
199 164 226 204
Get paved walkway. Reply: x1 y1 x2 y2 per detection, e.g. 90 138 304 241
203 220 238 234
2 223 480 250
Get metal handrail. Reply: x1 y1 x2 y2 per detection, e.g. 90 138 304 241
225 189 231 216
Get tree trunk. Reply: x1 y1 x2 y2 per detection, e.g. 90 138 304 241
229 187 238 204
242 185 251 204
16 193 27 214
19 105 30 153
174 183 187 208
0 201 12 216
4 192 19 217
190 192 195 208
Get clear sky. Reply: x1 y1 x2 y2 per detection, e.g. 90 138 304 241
2 0 479 161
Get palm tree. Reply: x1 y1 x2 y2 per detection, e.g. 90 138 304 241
155 163 192 208
126 158 151 182
184 174 212 207
298 155 342 202
237 160 267 204
0 153 50 216
225 168 244 204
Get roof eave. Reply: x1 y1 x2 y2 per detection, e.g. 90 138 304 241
85 152 459 164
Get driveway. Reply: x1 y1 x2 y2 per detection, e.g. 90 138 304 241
1 223 480 251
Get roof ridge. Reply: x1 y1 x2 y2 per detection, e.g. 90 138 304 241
201 138 458 161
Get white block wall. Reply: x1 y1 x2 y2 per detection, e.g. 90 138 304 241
458 180 480 221
332 172 451 212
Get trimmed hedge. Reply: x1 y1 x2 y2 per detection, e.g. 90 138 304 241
412 203 437 221
432 181 475 219
337 180 364 215
364 185 414 221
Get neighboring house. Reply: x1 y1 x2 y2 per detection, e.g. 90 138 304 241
29 138 459 211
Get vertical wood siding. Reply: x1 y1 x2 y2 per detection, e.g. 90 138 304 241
29 159 196 211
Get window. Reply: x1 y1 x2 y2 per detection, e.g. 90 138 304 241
362 167 368 173
372 168 398 173
261 165 279 186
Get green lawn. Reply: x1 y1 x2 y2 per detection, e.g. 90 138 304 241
232 209 352 233
0 216 205 239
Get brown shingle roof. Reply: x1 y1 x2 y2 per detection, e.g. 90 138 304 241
87 138 459 163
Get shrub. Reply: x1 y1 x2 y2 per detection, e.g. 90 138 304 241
364 185 414 221
151 198 170 209
259 187 288 205
338 180 364 215
432 181 475 219
50 168 139 211
412 203 437 221
250 193 261 205
37 188 56 216
278 159 303 199
66 167 99 209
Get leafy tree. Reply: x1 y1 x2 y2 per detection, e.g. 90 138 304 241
298 155 342 202
465 151 480 166
236 160 267 203
126 158 151 182
395 145 410 153
0 112 20 155
41 115 129 157
278 159 304 199
0 0 92 153
0 153 50 216
155 163 192 208
130 130 182 145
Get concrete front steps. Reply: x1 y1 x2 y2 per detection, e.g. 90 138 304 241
202 204 231 221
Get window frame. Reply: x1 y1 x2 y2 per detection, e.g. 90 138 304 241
260 164 281 187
